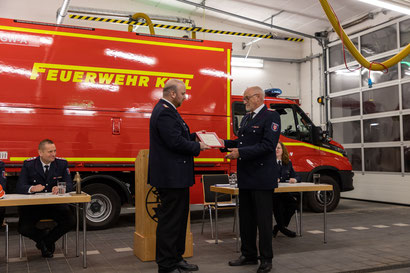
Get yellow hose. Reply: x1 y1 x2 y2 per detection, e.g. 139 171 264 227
128 13 155 35
319 0 410 71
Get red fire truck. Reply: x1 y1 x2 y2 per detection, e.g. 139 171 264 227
0 18 353 229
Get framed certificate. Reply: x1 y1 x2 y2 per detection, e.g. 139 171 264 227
196 131 224 148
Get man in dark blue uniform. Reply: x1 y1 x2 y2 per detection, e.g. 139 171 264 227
222 86 280 273
16 139 75 258
148 79 210 273
0 161 6 225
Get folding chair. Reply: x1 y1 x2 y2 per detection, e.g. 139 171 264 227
201 174 237 238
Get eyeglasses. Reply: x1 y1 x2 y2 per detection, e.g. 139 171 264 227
243 93 259 101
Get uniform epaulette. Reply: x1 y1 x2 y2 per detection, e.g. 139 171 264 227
56 157 67 161
26 157 36 161
162 104 169 108
267 109 275 112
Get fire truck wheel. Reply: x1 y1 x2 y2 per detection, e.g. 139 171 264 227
82 183 121 230
307 175 340 213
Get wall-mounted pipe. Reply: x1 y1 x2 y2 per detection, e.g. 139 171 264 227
67 6 196 26
320 0 409 70
175 0 316 39
128 13 155 35
56 0 71 24
232 54 321 64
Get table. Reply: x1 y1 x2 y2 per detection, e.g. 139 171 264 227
210 182 333 248
209 186 240 251
0 192 91 268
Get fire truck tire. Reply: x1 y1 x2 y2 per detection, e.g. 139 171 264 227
306 175 340 213
82 183 121 230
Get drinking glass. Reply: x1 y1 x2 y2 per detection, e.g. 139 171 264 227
57 182 66 195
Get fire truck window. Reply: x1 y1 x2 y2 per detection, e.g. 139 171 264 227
232 102 247 136
276 107 298 139
295 111 312 143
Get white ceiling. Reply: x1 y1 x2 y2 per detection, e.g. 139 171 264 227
148 0 405 37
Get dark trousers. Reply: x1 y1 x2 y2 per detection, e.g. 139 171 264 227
239 189 273 262
18 204 75 245
0 207 4 225
156 188 190 273
272 193 298 228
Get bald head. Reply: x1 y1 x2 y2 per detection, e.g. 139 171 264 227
243 86 265 112
163 79 187 108
247 86 265 100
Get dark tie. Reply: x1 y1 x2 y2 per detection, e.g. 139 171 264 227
242 113 253 127
44 165 49 178
278 161 282 180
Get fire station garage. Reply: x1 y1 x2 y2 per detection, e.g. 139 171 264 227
0 0 409 272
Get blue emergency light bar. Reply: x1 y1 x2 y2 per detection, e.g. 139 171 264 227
264 88 282 97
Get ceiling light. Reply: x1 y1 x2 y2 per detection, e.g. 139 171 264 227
231 57 264 68
358 0 410 15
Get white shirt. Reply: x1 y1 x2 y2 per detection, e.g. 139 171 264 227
40 159 50 173
161 98 177 110
28 159 50 193
252 104 265 118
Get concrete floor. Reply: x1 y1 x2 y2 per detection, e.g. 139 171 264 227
1 198 410 273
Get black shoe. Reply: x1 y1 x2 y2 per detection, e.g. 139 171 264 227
159 268 187 273
272 225 279 238
229 255 258 266
177 260 198 271
280 227 297 238
36 241 53 258
257 262 272 273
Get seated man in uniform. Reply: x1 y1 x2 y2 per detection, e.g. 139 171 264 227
16 139 75 258
0 161 6 225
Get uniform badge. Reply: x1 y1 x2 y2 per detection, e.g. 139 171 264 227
2 171 5 179
66 168 70 174
163 104 169 108
271 122 279 132
252 126 259 128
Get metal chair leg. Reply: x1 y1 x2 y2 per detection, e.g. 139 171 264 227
209 206 214 239
5 222 9 263
233 209 236 232
295 210 300 236
19 234 23 259
62 233 68 255
201 205 206 235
